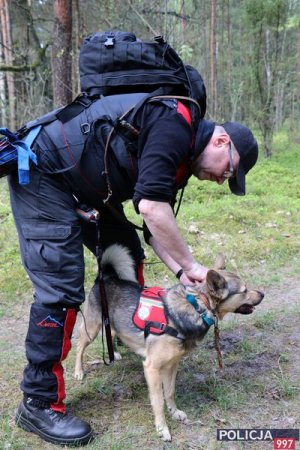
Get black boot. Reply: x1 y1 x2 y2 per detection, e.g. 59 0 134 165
15 398 93 446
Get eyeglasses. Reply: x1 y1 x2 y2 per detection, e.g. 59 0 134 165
222 141 235 179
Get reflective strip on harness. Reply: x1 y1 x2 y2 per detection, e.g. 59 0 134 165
132 287 167 335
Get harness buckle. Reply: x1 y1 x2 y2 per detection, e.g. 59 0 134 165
80 123 90 134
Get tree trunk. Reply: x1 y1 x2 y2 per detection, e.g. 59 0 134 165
0 0 16 129
0 24 6 123
210 0 217 118
52 0 73 106
72 0 82 95
297 31 300 101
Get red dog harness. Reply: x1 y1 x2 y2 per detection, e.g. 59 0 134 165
133 287 166 335
133 287 185 339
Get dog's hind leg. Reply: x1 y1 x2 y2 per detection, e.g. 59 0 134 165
111 329 122 361
74 305 102 380
162 362 187 422
143 358 171 442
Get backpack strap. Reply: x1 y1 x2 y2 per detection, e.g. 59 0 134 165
56 94 94 124
0 125 41 184
23 94 94 133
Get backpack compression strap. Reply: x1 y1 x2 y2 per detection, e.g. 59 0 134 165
0 125 41 184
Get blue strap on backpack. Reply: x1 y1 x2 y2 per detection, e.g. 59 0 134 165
0 125 41 184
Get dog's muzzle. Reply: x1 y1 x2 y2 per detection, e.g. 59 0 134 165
235 291 264 314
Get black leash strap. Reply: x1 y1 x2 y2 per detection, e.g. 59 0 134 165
94 212 114 365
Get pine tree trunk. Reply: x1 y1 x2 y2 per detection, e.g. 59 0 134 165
52 0 73 106
0 0 16 129
210 0 217 118
297 31 300 102
0 25 6 123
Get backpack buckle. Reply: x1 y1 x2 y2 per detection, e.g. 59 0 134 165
76 94 92 107
80 123 90 134
105 36 115 48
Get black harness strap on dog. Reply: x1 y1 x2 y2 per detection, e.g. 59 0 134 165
144 321 185 340
94 212 115 365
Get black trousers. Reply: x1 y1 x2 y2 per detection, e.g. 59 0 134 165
8 168 144 409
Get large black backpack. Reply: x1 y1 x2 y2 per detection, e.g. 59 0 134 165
1 31 207 184
79 30 206 122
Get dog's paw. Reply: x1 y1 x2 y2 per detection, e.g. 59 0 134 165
73 369 84 381
157 425 172 441
171 409 187 422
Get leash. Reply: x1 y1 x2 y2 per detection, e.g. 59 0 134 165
95 212 115 365
213 315 223 369
76 205 114 365
196 292 224 369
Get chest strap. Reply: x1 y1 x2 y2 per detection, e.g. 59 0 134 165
144 321 185 340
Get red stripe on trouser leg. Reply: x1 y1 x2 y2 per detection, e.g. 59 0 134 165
137 260 145 286
51 308 77 413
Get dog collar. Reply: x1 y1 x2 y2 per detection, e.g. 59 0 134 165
201 312 215 327
186 294 199 310
186 293 215 327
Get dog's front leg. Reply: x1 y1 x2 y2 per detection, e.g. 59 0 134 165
162 363 187 422
143 359 171 441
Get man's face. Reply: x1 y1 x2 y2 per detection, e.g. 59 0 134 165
191 134 240 185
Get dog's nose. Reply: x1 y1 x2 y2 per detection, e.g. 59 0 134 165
258 291 264 299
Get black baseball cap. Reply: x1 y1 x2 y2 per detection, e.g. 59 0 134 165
222 122 258 195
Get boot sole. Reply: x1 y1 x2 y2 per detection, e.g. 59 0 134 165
16 411 93 446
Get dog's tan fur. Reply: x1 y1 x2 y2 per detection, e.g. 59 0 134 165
74 244 264 441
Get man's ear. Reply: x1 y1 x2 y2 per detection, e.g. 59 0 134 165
212 133 230 148
206 270 229 300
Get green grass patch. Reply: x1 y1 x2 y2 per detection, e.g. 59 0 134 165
253 311 279 330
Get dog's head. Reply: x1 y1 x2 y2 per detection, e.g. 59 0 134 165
203 254 264 319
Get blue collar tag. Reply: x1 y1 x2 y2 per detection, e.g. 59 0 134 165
201 312 215 327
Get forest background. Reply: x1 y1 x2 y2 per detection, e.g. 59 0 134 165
0 0 300 157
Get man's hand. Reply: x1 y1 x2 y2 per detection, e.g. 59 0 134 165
182 262 208 283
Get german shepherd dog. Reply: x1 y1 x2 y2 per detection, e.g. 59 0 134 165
74 245 264 441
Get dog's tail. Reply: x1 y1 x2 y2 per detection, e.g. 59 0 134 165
101 244 137 283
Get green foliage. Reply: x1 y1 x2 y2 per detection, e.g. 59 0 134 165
178 44 194 61
244 0 288 29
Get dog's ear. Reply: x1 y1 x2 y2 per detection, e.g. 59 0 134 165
206 270 229 301
214 252 226 270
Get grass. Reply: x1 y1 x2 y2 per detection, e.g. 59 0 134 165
0 129 300 449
